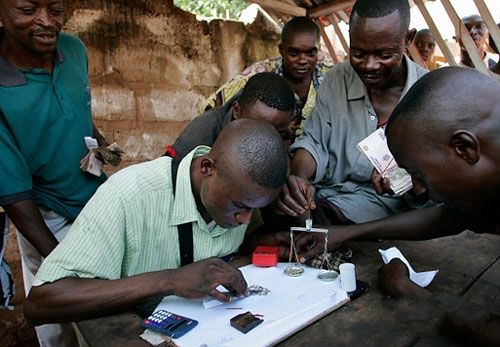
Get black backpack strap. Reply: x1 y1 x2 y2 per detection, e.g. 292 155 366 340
171 158 194 267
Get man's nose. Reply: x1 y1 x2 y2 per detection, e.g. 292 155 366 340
364 56 380 70
235 208 253 225
35 9 54 27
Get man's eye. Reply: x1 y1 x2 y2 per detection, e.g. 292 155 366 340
289 50 298 56
20 8 36 15
51 8 64 15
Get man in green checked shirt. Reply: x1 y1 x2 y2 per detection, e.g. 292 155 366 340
24 119 288 324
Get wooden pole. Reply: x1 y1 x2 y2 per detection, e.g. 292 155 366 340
316 19 339 64
473 0 500 53
328 15 349 55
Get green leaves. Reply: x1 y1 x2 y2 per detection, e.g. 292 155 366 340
174 0 248 20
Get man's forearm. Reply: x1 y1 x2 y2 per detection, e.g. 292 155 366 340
290 149 317 180
4 200 58 257
25 270 179 324
331 206 465 247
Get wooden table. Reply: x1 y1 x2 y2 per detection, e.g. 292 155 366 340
76 231 500 346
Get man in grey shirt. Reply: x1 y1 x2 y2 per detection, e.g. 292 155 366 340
276 0 428 224
168 72 295 159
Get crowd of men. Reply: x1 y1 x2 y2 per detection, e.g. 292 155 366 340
0 0 499 346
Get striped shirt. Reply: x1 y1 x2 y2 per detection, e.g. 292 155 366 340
35 146 247 282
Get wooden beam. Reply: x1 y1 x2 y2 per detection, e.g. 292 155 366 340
335 10 350 24
328 14 349 54
316 19 339 64
413 0 457 66
473 0 500 54
247 0 306 17
308 0 355 18
440 0 490 74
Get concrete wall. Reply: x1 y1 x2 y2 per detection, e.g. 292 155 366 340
63 0 280 168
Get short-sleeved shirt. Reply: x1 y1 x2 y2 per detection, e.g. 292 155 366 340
202 55 333 136
35 146 248 283
0 32 105 220
291 57 428 223
171 95 235 159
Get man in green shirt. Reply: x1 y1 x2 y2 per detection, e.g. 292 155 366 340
0 1 108 345
25 119 288 324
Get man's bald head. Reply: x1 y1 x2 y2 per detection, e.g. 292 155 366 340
210 118 288 190
386 67 500 220
387 67 500 144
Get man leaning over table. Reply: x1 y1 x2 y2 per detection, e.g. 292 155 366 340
24 119 288 324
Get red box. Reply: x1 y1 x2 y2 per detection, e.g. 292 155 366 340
252 246 279 267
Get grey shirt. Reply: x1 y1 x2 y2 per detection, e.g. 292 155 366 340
172 96 235 158
291 57 428 223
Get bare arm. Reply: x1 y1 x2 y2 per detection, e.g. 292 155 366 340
296 206 465 262
290 149 317 180
25 257 247 324
4 200 58 257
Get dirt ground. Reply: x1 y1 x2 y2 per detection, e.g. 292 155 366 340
0 225 40 347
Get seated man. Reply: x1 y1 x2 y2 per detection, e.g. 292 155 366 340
202 16 332 138
414 29 439 70
168 72 295 159
276 0 427 226
24 119 288 324
294 67 499 278
455 14 496 69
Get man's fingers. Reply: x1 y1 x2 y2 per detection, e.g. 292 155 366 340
275 199 300 217
382 178 395 195
298 244 323 263
209 288 231 302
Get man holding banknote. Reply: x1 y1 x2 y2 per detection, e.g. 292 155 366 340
274 0 428 225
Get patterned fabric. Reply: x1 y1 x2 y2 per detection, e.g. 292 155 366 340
0 211 14 310
202 54 333 137
35 146 248 283
306 245 353 272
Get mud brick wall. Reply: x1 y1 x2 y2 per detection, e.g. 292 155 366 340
63 0 280 168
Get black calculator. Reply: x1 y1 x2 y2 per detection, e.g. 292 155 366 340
140 310 198 338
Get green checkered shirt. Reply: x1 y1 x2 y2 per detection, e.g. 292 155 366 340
36 146 247 282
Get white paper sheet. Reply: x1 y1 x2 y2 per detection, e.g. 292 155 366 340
378 247 439 287
153 263 349 347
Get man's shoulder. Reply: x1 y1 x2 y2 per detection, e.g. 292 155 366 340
105 157 173 198
57 32 86 52
407 57 429 79
321 62 356 90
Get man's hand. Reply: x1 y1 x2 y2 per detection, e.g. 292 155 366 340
171 258 247 302
293 228 346 263
378 259 431 298
371 169 394 196
275 175 316 217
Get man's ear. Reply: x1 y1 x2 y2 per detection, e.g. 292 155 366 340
405 28 417 48
200 157 216 177
232 101 241 119
450 130 480 164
